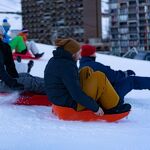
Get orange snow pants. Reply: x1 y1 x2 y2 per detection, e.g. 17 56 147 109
77 67 119 111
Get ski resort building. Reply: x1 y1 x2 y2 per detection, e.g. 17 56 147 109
110 0 150 55
21 0 102 45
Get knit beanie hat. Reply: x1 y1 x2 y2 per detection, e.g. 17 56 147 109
21 28 28 33
55 38 80 54
0 25 5 35
2 19 10 32
2 19 10 27
81 44 96 57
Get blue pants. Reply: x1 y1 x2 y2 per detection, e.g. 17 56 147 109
114 76 150 102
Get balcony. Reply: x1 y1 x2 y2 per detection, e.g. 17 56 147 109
129 40 138 47
120 34 128 40
129 27 138 33
140 33 147 39
119 15 128 21
128 14 137 20
139 20 147 26
139 0 146 5
139 6 145 13
111 34 119 40
111 16 118 22
111 41 119 47
129 34 138 40
120 3 127 9
120 8 128 14
111 22 118 27
128 7 137 14
148 33 150 39
111 28 118 34
129 1 137 7
119 28 128 34
119 22 127 27
120 40 129 47
139 26 147 33
129 22 137 27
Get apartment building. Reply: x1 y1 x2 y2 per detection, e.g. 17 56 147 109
110 0 150 55
21 0 102 45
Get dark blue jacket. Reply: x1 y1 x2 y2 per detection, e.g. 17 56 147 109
44 47 99 112
79 57 126 84
0 40 19 85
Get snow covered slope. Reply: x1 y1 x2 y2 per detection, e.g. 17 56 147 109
0 0 22 30
0 43 150 150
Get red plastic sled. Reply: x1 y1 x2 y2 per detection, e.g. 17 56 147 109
13 51 38 60
52 105 130 122
0 92 52 106
15 92 52 106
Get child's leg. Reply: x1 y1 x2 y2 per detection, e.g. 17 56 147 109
17 73 45 94
114 76 150 101
78 67 119 111
26 40 39 55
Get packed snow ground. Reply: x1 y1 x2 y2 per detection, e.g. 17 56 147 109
0 0 22 30
0 43 150 150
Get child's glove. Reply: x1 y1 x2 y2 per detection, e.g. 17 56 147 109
124 70 136 77
95 107 104 116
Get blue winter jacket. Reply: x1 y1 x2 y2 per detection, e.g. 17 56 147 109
3 33 11 43
0 40 19 85
44 47 99 112
79 57 126 84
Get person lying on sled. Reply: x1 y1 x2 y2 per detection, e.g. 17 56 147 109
44 38 131 116
2 20 44 58
79 44 150 104
0 25 45 94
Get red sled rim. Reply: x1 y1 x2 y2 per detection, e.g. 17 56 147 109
52 104 130 122
0 92 52 106
15 92 52 106
13 51 39 60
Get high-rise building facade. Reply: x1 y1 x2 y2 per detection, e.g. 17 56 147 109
21 0 102 44
110 0 150 55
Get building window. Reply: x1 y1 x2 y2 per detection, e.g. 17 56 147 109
110 3 118 9
128 14 137 20
130 34 138 39
120 40 128 47
119 28 128 34
120 34 128 40
110 0 117 3
119 15 128 21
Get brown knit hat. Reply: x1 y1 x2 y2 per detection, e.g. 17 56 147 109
55 38 80 54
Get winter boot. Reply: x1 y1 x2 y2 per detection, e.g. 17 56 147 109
34 52 44 58
27 60 34 73
104 103 131 114
16 56 22 62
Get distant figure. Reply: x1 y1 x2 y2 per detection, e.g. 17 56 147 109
2 19 44 58
17 28 44 58
0 25 45 93
2 19 11 43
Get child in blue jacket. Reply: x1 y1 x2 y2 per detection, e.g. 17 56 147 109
79 44 150 103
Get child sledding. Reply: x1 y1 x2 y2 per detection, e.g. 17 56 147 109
2 24 150 122
2 19 44 59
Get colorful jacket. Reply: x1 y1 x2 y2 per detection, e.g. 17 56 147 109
44 47 99 112
18 32 27 42
3 33 11 43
